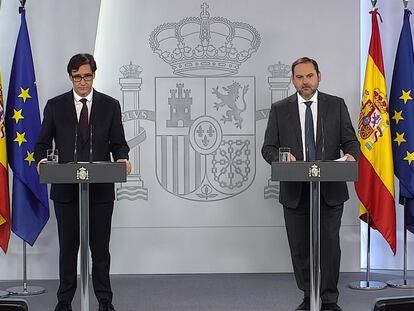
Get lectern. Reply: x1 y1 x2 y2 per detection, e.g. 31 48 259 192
39 162 126 311
271 161 358 311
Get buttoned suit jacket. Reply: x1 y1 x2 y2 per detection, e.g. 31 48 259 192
261 92 359 208
35 89 129 203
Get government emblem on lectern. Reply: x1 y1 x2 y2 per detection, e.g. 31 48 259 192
309 164 320 178
76 167 89 181
149 2 260 201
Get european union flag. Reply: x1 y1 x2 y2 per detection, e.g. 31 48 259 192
5 6 49 246
389 9 414 234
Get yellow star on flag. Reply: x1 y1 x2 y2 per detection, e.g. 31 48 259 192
14 131 27 146
394 132 406 146
25 151 35 166
404 150 414 165
12 109 24 124
392 110 404 124
18 87 31 103
400 89 412 104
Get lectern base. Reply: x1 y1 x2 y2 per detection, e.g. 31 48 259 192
6 286 45 296
349 280 387 290
387 279 414 289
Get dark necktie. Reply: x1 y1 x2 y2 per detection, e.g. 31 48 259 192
304 101 316 161
79 98 89 143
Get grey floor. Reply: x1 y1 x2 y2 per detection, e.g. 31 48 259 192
1 272 414 311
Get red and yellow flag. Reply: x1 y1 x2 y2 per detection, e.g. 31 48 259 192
355 9 396 254
0 71 11 253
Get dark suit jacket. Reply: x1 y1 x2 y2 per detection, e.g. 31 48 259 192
261 92 359 208
35 89 129 203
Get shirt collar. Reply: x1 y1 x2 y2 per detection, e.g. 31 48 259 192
73 89 93 103
297 90 318 105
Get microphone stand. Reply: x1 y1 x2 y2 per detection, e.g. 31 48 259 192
74 125 78 163
89 125 93 163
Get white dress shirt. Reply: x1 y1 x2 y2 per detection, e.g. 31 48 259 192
73 89 93 121
297 91 318 160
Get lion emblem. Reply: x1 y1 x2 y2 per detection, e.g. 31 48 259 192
212 81 249 129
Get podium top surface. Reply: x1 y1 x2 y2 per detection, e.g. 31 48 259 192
39 161 127 184
271 161 358 182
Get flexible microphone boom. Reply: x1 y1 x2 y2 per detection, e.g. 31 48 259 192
74 125 78 163
321 117 325 161
89 125 93 163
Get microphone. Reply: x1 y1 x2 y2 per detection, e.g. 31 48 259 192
89 125 93 163
321 117 325 161
74 125 78 163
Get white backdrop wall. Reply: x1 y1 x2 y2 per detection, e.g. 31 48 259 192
0 0 364 280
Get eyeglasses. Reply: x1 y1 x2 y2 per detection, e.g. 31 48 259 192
71 74 93 82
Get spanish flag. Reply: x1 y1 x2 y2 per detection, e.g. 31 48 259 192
0 71 11 254
355 9 396 254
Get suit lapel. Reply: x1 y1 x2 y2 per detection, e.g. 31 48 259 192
63 91 78 129
316 92 329 147
90 90 97 126
287 95 303 153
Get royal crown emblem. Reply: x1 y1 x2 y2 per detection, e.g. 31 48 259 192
149 2 261 76
268 61 291 78
120 62 143 79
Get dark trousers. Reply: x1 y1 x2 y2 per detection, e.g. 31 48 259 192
54 200 114 304
283 186 343 304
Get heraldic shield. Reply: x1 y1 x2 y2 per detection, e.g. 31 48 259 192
155 76 256 201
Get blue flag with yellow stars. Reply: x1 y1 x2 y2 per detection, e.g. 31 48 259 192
389 9 414 234
5 6 49 246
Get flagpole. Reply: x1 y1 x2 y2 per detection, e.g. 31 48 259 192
387 198 414 288
349 213 387 290
5 0 47 298
6 241 45 296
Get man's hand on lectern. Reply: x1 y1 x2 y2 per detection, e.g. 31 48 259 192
117 159 132 175
344 153 356 162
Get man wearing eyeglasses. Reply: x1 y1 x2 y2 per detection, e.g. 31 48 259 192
35 53 131 311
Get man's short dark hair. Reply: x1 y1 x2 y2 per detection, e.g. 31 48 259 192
291 57 320 75
67 53 97 75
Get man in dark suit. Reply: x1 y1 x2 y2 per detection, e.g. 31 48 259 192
35 54 131 311
262 57 359 311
